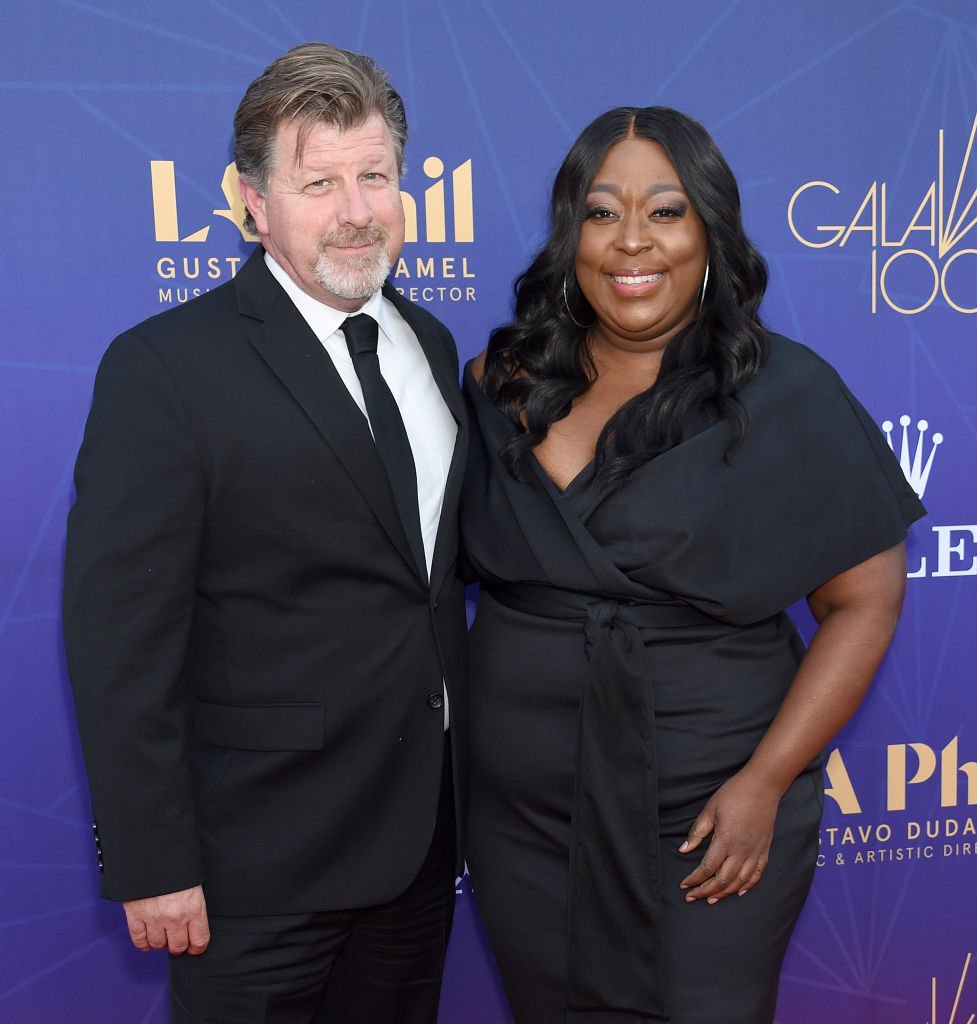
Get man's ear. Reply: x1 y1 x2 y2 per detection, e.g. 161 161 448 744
238 177 267 236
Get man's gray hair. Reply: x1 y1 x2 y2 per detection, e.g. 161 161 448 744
234 42 408 234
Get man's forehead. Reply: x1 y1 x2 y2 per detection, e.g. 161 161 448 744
273 113 396 169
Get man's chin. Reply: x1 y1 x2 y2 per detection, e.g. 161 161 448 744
318 280 387 302
313 274 387 299
315 264 390 302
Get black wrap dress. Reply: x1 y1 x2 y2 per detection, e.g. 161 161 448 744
461 334 925 1024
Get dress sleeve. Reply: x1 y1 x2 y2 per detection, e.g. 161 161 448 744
593 336 926 623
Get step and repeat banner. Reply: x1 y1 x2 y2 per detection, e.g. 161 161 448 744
2 2 975 1021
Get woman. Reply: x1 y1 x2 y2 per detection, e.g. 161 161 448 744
461 107 924 1024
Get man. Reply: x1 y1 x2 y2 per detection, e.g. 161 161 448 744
63 42 467 1023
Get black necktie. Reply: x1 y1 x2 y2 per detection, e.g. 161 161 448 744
342 314 427 581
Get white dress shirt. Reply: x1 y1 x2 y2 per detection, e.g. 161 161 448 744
265 253 456 724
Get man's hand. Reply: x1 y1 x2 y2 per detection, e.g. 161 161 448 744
122 885 210 955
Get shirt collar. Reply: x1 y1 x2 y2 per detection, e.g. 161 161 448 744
263 251 389 343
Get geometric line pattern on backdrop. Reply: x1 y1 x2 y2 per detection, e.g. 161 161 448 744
3 4 976 1024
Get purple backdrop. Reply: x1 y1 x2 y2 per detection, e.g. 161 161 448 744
2 2 975 1021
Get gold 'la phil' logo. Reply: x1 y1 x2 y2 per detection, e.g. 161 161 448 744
150 158 474 244
788 114 977 314
825 737 977 815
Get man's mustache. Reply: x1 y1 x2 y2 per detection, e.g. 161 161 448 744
320 226 388 249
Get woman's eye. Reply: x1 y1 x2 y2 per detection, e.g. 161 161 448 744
651 204 685 219
586 206 615 220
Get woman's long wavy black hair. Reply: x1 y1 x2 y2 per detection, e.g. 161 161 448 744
482 106 769 482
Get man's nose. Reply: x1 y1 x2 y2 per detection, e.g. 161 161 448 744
337 183 373 227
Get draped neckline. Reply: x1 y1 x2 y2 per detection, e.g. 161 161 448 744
464 359 608 501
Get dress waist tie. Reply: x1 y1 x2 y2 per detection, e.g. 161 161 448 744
488 584 713 1024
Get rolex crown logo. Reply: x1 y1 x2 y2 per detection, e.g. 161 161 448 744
882 415 943 499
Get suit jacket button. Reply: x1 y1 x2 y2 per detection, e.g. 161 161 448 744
427 692 443 710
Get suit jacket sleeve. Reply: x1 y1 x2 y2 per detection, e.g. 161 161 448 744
63 329 206 901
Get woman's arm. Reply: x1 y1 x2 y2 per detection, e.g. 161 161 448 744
678 541 907 903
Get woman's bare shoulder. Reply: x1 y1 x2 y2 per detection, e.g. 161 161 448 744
468 348 488 384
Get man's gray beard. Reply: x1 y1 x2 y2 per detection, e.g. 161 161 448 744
313 230 392 300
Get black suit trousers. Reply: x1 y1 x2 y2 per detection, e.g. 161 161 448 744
169 744 456 1024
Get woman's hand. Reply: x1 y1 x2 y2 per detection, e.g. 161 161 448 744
677 770 783 904
678 542 908 906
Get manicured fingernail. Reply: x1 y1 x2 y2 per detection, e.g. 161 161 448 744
738 888 748 896
685 894 696 903
707 897 719 905
679 841 689 852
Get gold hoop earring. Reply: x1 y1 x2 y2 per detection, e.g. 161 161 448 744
562 276 594 329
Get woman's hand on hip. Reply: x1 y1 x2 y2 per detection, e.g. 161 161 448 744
677 770 783 904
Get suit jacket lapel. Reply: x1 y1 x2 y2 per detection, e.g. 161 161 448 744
236 251 423 583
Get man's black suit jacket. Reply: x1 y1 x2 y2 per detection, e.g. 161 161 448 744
63 248 468 915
